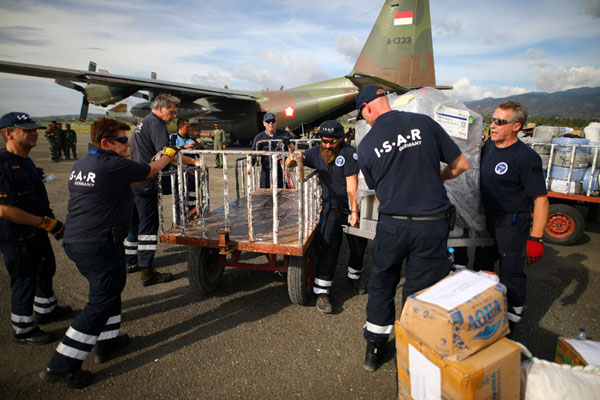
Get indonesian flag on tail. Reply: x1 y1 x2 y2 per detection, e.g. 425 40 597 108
394 11 413 26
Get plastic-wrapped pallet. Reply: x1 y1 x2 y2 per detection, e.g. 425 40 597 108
355 87 486 232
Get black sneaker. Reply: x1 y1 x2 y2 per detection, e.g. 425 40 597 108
35 305 74 325
14 327 54 345
41 368 93 389
348 278 366 295
127 263 140 273
94 334 131 364
316 295 333 314
141 271 174 287
364 340 385 372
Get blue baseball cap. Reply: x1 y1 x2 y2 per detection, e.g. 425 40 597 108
356 85 386 116
263 112 276 122
317 120 345 139
0 112 45 130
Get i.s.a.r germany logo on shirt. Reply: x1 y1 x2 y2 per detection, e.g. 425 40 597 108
495 162 508 175
335 156 345 167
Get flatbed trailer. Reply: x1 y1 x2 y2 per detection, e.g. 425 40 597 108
527 141 600 245
158 148 321 304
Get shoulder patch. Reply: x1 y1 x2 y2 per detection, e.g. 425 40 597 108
335 155 346 167
353 152 358 160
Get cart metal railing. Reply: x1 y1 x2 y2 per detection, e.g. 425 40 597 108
528 142 599 196
158 149 321 248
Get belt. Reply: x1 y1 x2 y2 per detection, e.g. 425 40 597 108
386 212 446 221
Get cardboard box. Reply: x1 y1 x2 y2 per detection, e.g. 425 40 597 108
400 270 509 361
396 324 520 400
555 336 600 366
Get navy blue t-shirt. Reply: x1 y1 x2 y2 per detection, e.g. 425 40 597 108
358 110 462 216
64 144 151 243
252 129 292 168
480 139 547 214
130 112 169 193
303 142 359 209
0 149 54 243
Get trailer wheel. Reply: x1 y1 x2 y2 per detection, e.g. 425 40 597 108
188 248 224 294
287 243 315 305
544 204 585 246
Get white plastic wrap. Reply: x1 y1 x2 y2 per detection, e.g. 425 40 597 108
355 87 486 232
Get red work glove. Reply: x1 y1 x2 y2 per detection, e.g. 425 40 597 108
526 237 544 264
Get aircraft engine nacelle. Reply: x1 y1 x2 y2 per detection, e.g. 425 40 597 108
84 84 138 106
131 101 208 119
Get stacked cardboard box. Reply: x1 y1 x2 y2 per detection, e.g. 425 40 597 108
555 336 600 366
396 270 520 399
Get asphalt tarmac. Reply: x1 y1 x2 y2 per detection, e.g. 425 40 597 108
1 135 599 399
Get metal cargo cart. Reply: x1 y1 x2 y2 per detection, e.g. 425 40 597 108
527 141 600 245
157 147 321 305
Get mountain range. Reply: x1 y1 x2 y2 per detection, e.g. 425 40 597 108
465 87 600 118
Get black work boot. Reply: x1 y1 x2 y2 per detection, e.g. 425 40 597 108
364 340 385 372
95 334 131 363
348 278 366 295
14 327 54 345
41 368 93 389
35 305 74 325
126 263 139 274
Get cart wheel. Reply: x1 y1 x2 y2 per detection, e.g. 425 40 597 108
544 204 585 246
287 243 315 305
188 248 224 294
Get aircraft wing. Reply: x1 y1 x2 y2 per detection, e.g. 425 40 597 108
0 60 260 102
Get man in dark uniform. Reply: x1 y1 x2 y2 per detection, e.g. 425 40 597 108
64 123 77 160
41 117 179 389
0 112 72 346
474 101 548 332
285 120 368 314
252 112 295 188
356 86 469 371
129 93 201 285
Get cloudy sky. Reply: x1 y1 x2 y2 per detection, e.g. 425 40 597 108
0 0 599 116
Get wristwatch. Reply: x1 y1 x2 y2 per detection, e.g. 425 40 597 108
528 236 543 243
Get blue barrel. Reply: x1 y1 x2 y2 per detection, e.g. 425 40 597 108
550 166 587 181
582 167 600 192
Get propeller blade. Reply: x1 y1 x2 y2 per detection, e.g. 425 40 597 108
88 61 96 72
80 98 89 122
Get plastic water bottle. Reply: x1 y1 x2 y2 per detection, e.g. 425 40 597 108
575 328 587 340
448 247 455 263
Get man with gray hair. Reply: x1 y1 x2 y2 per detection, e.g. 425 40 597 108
128 93 183 286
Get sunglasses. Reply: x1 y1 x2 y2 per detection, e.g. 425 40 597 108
265 119 276 124
106 136 129 144
321 138 341 145
490 117 518 126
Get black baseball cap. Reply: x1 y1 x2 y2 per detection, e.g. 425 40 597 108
0 112 46 130
317 120 345 139
356 85 387 117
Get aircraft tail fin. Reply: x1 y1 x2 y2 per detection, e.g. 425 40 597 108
349 0 440 90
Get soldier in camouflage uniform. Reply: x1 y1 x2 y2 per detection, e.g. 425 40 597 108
212 123 226 168
44 121 60 163
55 123 66 160
63 123 77 160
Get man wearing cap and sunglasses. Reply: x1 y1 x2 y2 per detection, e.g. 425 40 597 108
473 101 548 335
286 120 368 313
252 112 295 188
0 112 73 347
41 117 180 389
356 85 469 372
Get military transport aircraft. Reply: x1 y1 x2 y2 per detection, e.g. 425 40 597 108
0 0 446 145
